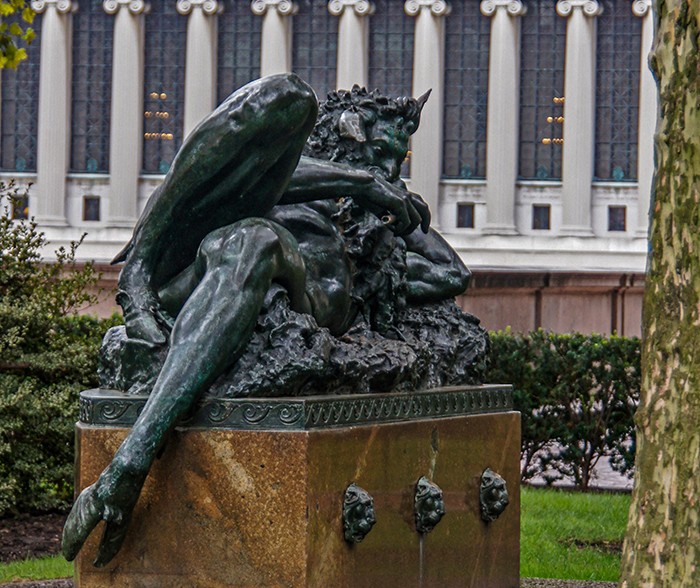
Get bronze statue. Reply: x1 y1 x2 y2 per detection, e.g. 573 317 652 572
63 74 481 566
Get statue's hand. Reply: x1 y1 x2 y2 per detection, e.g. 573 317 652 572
62 466 146 567
116 289 173 345
353 178 431 235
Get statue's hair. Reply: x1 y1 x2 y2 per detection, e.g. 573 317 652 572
303 85 424 164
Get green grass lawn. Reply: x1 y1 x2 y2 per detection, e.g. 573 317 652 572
521 486 630 582
0 555 72 583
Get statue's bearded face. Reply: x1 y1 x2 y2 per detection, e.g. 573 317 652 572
360 119 410 183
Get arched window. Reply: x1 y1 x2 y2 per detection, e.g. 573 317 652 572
292 0 337 100
595 0 640 182
71 0 112 173
519 0 566 180
142 1 186 174
217 0 261 103
368 0 413 97
0 15 42 172
442 1 489 179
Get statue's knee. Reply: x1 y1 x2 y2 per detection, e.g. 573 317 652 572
197 219 283 267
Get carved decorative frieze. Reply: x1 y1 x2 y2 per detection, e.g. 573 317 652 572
632 0 651 17
404 0 450 18
176 0 222 16
479 0 526 17
251 0 297 16
328 0 373 17
103 0 149 15
31 0 75 13
556 0 602 18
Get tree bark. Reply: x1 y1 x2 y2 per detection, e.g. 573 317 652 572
620 1 700 586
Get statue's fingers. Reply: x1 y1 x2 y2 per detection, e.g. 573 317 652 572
409 192 431 233
62 485 104 561
94 515 132 568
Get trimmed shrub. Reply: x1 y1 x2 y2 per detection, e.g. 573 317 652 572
486 329 640 489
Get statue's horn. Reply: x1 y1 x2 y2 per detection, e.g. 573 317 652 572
416 89 432 112
338 109 367 143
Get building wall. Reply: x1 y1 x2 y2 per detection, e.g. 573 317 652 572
1 0 654 334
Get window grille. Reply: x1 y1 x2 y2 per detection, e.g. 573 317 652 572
142 1 186 174
368 0 413 97
519 0 566 180
292 0 337 101
71 0 112 173
595 0 640 182
442 1 489 179
218 0 261 103
0 13 41 172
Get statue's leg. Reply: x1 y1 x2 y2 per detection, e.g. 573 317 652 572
63 218 310 566
116 74 318 344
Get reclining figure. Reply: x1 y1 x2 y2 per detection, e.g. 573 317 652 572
62 74 475 566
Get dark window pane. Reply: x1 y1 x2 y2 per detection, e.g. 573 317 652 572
608 205 626 231
457 203 475 228
519 1 566 180
595 0 640 181
11 193 29 219
532 204 551 230
442 1 489 179
71 0 112 173
368 0 413 97
143 2 186 173
1 13 41 172
83 195 101 221
218 0 261 103
292 0 337 100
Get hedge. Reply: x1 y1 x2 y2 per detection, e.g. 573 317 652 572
485 329 640 490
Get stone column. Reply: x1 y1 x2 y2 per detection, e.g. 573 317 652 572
556 0 602 236
328 0 372 90
104 0 147 227
251 0 295 76
31 0 74 226
633 0 654 238
178 0 221 138
405 0 449 228
480 0 526 235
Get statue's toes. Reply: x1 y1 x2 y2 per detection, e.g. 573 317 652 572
94 515 132 567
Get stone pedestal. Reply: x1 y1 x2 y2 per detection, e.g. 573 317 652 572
75 386 520 587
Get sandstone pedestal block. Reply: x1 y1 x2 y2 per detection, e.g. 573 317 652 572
74 386 520 587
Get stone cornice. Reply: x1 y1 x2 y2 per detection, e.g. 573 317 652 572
480 0 526 17
404 0 450 18
103 0 149 15
31 0 75 13
328 0 374 17
556 0 602 18
176 0 222 16
632 0 651 17
251 0 297 16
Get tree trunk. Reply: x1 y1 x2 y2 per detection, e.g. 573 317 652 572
620 1 700 586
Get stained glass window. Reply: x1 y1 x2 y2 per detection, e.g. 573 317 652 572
292 0 337 101
519 0 566 180
442 1 489 179
218 0 261 103
368 0 413 97
142 1 186 174
1 14 41 172
595 0 640 182
71 0 113 173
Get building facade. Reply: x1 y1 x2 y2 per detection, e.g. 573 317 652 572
1 0 653 334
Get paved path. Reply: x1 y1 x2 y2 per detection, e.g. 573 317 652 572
527 454 634 492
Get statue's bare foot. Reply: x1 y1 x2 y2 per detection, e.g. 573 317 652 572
62 469 144 567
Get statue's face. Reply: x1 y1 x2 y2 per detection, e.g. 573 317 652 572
361 119 410 183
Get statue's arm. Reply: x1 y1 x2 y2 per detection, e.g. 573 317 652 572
281 157 430 235
403 229 471 303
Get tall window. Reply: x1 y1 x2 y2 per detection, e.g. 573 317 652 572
292 0 337 100
0 15 42 172
368 0 413 97
218 0 261 103
442 1 489 179
142 2 186 174
595 0 641 181
71 0 112 173
519 0 566 180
